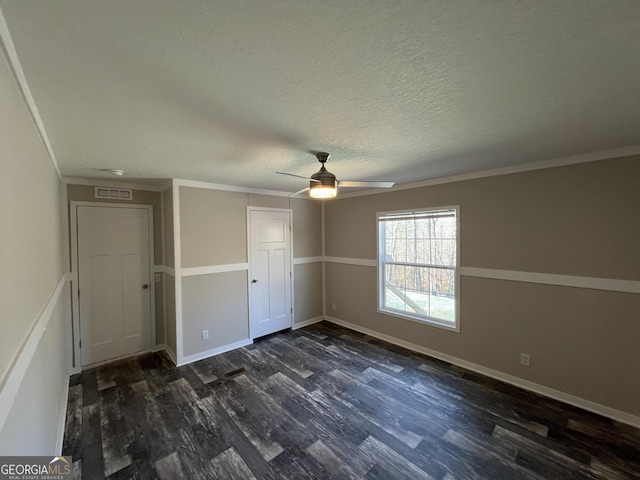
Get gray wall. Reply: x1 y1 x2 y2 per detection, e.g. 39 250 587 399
165 274 177 356
0 46 68 453
162 187 175 352
324 155 640 417
163 187 174 268
291 198 322 258
176 186 323 359
182 271 249 356
180 187 247 267
291 198 323 325
294 262 323 323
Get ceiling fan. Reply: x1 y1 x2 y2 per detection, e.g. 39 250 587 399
276 152 395 198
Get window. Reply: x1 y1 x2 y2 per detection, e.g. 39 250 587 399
377 206 459 331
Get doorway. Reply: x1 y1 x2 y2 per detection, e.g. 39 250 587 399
248 208 292 339
72 203 154 367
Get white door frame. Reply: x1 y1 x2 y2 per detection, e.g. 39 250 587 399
70 201 156 372
246 207 294 339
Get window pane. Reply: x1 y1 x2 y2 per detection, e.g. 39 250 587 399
406 229 416 263
432 238 456 267
382 215 457 267
383 265 455 323
428 268 455 321
415 238 429 264
384 264 406 311
384 220 406 262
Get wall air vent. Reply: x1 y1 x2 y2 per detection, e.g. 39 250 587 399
94 187 133 200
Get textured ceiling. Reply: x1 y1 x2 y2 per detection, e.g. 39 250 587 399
2 0 640 192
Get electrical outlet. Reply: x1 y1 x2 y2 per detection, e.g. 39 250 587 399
332 302 336 311
154 273 161 282
202 330 209 341
520 353 531 367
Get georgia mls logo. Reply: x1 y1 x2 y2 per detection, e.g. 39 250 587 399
49 457 71 473
0 456 72 479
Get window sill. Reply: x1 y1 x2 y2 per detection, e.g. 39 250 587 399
378 308 460 333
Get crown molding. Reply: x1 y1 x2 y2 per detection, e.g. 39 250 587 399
0 5 61 180
173 178 290 197
337 145 640 199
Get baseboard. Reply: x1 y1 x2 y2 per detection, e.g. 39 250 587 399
55 374 70 455
177 339 253 367
324 316 640 429
292 316 324 330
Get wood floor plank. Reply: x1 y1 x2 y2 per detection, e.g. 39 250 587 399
268 447 330 479
415 431 544 480
442 428 518 464
63 322 640 479
307 439 363 478
200 394 276 479
173 426 219 480
63 384 83 459
98 389 132 476
81 443 105 480
214 379 285 462
327 369 424 448
210 446 257 480
81 370 99 407
492 425 618 480
256 339 315 378
359 435 435 480
188 360 219 384
154 452 186 480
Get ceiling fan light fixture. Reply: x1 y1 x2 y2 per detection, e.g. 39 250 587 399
309 182 337 199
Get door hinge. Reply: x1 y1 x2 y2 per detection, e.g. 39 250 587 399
291 307 293 314
79 340 82 348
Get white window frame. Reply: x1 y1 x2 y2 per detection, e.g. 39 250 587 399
377 205 460 333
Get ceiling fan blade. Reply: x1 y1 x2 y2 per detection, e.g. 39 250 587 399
289 187 310 197
276 172 321 182
338 180 395 188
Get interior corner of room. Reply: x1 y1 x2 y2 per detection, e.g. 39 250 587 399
0 0 639 463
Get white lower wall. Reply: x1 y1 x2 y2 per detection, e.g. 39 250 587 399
0 278 70 455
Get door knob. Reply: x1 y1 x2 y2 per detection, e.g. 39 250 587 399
252 279 258 283
142 284 149 289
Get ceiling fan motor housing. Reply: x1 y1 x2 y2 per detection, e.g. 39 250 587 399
310 165 337 189
310 152 337 189
309 153 338 198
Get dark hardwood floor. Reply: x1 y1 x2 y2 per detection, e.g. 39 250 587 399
63 321 640 479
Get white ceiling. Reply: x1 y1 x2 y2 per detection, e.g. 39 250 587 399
2 1 640 192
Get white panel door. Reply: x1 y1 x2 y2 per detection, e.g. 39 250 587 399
249 209 292 339
77 206 151 366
